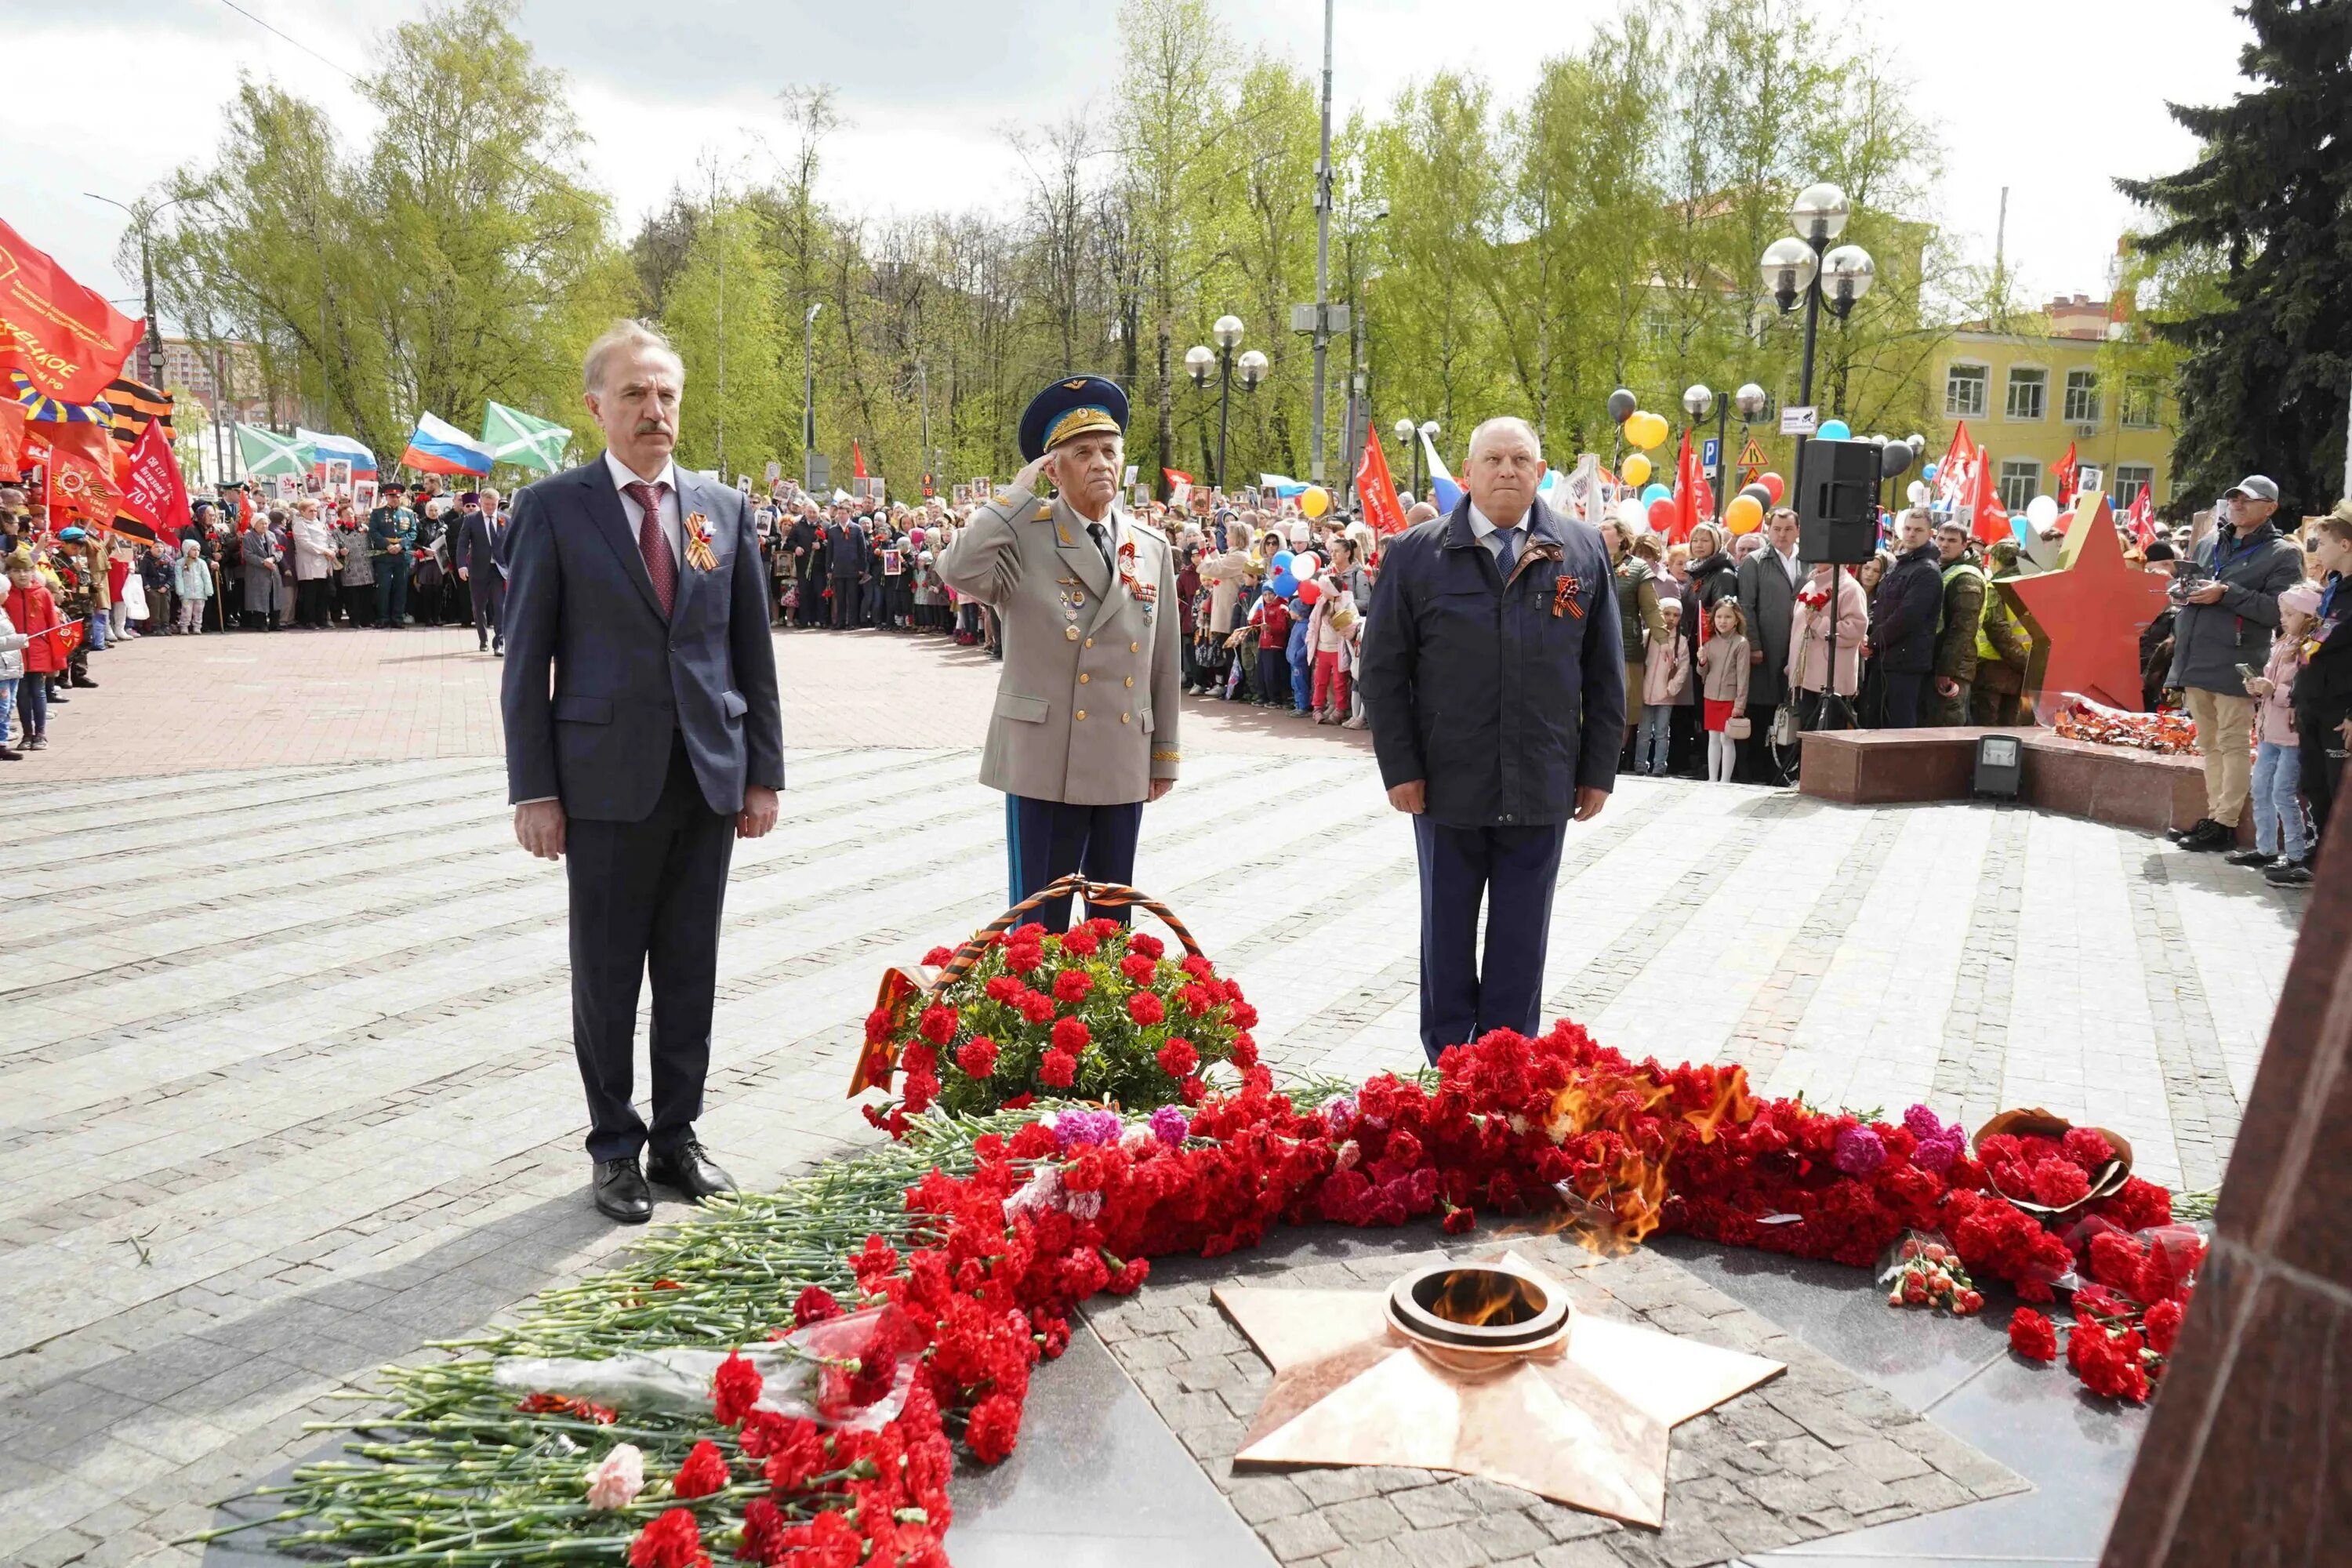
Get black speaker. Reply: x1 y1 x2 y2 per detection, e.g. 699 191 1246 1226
1796 438 1881 564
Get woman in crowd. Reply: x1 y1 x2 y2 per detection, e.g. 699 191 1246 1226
241 513 285 631
336 503 376 626
293 499 339 629
1789 559 1870 731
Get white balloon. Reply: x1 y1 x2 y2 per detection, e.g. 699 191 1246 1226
1614 496 1646 528
1906 481 1930 506
2026 495 2061 529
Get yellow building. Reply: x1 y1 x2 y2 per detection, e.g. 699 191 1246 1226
1934 293 2174 515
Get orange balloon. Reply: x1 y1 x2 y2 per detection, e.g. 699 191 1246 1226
1726 494 1765 534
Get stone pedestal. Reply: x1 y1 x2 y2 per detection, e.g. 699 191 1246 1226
2100 828 2352 1566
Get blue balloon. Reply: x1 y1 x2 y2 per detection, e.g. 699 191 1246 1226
1642 483 1671 505
1270 572 1298 597
2010 514 2030 543
1922 463 1939 481
1817 419 1852 441
1272 550 1294 572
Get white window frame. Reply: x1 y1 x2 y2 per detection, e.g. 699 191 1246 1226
2063 369 2103 426
1996 458 2040 514
2113 465 2155 507
2004 365 2047 421
2120 377 2161 429
1945 361 1989 419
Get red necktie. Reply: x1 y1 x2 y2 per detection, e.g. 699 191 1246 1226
622 480 677 615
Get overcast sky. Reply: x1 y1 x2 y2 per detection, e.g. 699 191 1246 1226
14 0 2253 335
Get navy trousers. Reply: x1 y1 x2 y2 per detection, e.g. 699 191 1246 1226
564 737 736 1163
1009 794 1143 932
1412 816 1567 1064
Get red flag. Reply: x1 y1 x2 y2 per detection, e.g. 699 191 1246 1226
0 398 23 478
1163 466 1193 487
1668 428 1701 543
118 419 191 539
1972 464 2009 546
37 419 122 525
2052 442 2079 507
851 440 868 480
2125 484 2157 550
1353 421 1407 535
0 217 145 404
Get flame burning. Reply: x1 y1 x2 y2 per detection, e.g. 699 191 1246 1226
1425 1267 1544 1330
1527 1064 1759 1254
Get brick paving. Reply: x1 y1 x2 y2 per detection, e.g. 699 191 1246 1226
0 626 2308 1564
1088 1229 2029 1568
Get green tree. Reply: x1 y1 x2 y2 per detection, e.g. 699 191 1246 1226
2118 0 2352 514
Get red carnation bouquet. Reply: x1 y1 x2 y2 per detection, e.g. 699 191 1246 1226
864 918 1259 1122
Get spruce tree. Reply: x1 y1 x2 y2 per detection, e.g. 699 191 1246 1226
2118 0 2352 515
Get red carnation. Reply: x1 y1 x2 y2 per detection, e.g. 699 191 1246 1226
1156 1037 1199 1077
1229 1000 1260 1029
2008 1308 2058 1362
792 1285 843 1327
2068 1323 2151 1403
1039 1049 1077 1088
863 1007 894 1044
1442 1205 1477 1235
2062 1126 2116 1171
956 1036 1000 1078
734 1497 789 1565
2143 1297 2186 1357
1120 953 1158 983
670 1439 729 1499
712 1351 763 1425
1180 954 1215 978
1128 933 1165 960
1127 991 1166 1026
850 1234 900 1290
922 946 955 967
919 1004 958 1045
985 975 1021 1003
967 1392 1023 1463
1016 989 1055 1024
1230 1031 1259 1069
1006 942 1044 975
2027 1157 2092 1209
1053 968 1093 1003
1051 1017 1091 1054
769 1509 861 1568
629 1510 710 1568
1060 927 1101 956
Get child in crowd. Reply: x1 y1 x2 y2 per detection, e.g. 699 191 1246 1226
1638 597 1687 775
1698 599 1751 782
174 540 214 634
1255 585 1291 708
0 581 28 759
5 552 61 750
2235 583 2318 877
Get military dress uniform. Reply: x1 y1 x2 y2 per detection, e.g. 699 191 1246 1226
367 498 419 627
937 376 1179 931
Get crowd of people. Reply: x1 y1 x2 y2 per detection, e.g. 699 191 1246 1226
4 457 2343 895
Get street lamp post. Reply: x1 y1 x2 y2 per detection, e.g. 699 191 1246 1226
1682 383 1714 518
1188 316 1257 493
85 191 191 388
1392 418 1419 495
1759 182 1875 730
802 302 824 492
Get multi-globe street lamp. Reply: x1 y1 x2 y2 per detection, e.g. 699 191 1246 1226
1186 315 1265 493
1759 182 1875 486
1392 416 1439 498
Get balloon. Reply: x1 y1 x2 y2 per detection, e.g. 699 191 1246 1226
1740 483 1773 511
1646 497 1676 532
2010 514 2031 543
2026 494 2061 530
1817 419 1852 441
1301 485 1331 519
1906 481 1931 506
1290 552 1320 580
1726 494 1765 535
1625 411 1668 449
1296 579 1323 606
1921 463 1938 482
1613 495 1646 528
1880 442 1914 479
1270 571 1298 597
1607 387 1637 424
1272 550 1294 572
1621 452 1653 488
1642 483 1672 505
1759 473 1785 505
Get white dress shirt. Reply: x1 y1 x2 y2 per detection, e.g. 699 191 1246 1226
1467 502 1527 568
604 448 686 570
1772 543 1802 589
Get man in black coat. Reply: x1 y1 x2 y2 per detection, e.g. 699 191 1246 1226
1869 509 1944 728
824 508 863 628
1359 417 1623 1064
502 319 785 1224
454 491 505 652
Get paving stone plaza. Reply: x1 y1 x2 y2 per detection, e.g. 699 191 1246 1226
0 626 2305 1566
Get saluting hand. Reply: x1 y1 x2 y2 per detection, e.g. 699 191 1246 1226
1011 452 1054 495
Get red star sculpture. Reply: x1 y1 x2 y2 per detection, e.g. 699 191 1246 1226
2002 492 2172 722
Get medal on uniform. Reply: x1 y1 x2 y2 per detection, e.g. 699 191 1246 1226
683 513 718 572
1553 575 1584 619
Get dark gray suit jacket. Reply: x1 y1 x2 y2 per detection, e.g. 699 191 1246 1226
500 460 784 821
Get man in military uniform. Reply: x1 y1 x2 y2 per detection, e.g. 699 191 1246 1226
938 375 1180 931
367 484 419 627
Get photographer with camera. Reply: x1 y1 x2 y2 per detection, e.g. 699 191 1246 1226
2166 476 2306 854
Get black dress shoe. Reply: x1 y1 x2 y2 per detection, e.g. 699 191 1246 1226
646 1140 736 1201
2264 858 2315 887
2178 818 2235 852
593 1157 652 1224
2168 818 2212 844
2224 847 2278 868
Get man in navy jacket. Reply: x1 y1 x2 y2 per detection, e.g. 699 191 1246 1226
1358 417 1623 1063
502 319 785 1224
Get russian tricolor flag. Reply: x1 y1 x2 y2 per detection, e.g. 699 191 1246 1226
399 411 494 477
297 426 378 474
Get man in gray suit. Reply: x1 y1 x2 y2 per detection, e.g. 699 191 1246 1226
502 319 784 1224
1734 506 1804 780
938 376 1179 931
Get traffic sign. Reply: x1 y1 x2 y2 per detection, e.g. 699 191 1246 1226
1700 437 1720 470
1779 405 1817 437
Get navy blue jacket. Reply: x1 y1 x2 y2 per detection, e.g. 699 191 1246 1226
500 460 784 822
1870 542 1943 674
1358 497 1624 829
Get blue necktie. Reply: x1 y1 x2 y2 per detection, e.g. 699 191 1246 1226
1494 525 1520 578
